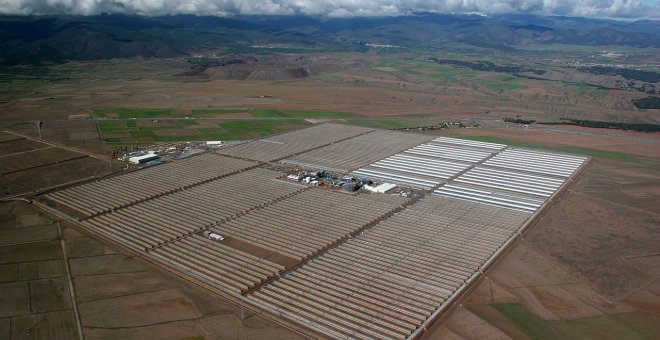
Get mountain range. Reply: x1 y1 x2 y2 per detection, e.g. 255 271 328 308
1 13 658 65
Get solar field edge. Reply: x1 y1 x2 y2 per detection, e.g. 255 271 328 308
31 123 590 340
407 155 591 340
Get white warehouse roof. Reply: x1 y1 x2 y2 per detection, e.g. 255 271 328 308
129 154 159 164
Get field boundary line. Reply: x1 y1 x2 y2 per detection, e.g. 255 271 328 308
0 146 53 158
57 222 85 340
32 200 318 340
1 155 89 176
3 130 107 160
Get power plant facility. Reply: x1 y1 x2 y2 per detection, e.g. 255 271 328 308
36 123 588 339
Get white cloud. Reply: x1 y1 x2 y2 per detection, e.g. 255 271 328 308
0 0 657 18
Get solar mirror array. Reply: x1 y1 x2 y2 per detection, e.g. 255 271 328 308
38 124 587 339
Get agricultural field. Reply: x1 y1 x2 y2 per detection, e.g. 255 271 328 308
2 46 658 148
0 131 112 197
0 201 305 339
0 120 658 339
92 109 430 144
423 128 660 340
29 124 605 339
0 33 658 340
97 117 313 144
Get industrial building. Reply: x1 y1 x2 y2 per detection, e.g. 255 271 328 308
128 153 159 164
38 123 588 340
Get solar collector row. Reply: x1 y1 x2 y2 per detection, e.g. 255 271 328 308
249 196 530 339
151 235 285 294
434 184 544 213
149 235 284 294
430 137 506 151
211 189 407 260
47 153 256 215
483 148 587 178
282 130 433 172
81 168 305 250
456 168 563 196
351 137 497 190
434 148 587 212
217 124 375 162
406 143 492 163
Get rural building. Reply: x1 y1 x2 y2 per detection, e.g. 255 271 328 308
129 154 159 164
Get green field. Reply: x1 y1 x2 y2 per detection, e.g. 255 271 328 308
376 58 477 82
94 107 358 144
250 109 353 119
95 108 172 118
479 304 660 340
345 119 421 129
219 119 310 139
98 120 128 132
99 118 310 143
551 82 608 95
191 108 247 115
312 74 342 82
491 304 562 340
484 81 524 91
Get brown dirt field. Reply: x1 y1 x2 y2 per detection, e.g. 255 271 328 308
526 160 659 301
0 201 308 339
0 147 84 174
2 56 658 338
78 289 203 328
431 307 513 340
0 202 306 339
0 202 79 338
0 132 23 143
0 225 59 245
0 138 45 156
74 271 179 302
222 236 299 268
84 319 208 339
2 57 650 134
423 128 660 339
30 278 72 312
1 155 111 196
10 310 79 339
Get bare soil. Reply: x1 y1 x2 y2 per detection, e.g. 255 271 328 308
0 135 113 197
1 57 658 339
0 201 307 340
423 130 660 340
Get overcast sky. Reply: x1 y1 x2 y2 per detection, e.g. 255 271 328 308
0 0 658 19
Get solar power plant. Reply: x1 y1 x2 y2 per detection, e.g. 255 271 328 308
46 153 257 216
282 130 434 172
209 188 407 260
351 137 505 189
38 124 588 340
80 168 306 251
216 123 374 162
151 234 287 294
248 196 531 339
434 148 588 213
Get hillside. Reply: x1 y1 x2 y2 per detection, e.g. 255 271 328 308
1 13 659 65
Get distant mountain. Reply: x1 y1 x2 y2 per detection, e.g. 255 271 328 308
1 13 658 65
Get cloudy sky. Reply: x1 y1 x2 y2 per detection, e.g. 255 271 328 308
0 0 658 19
